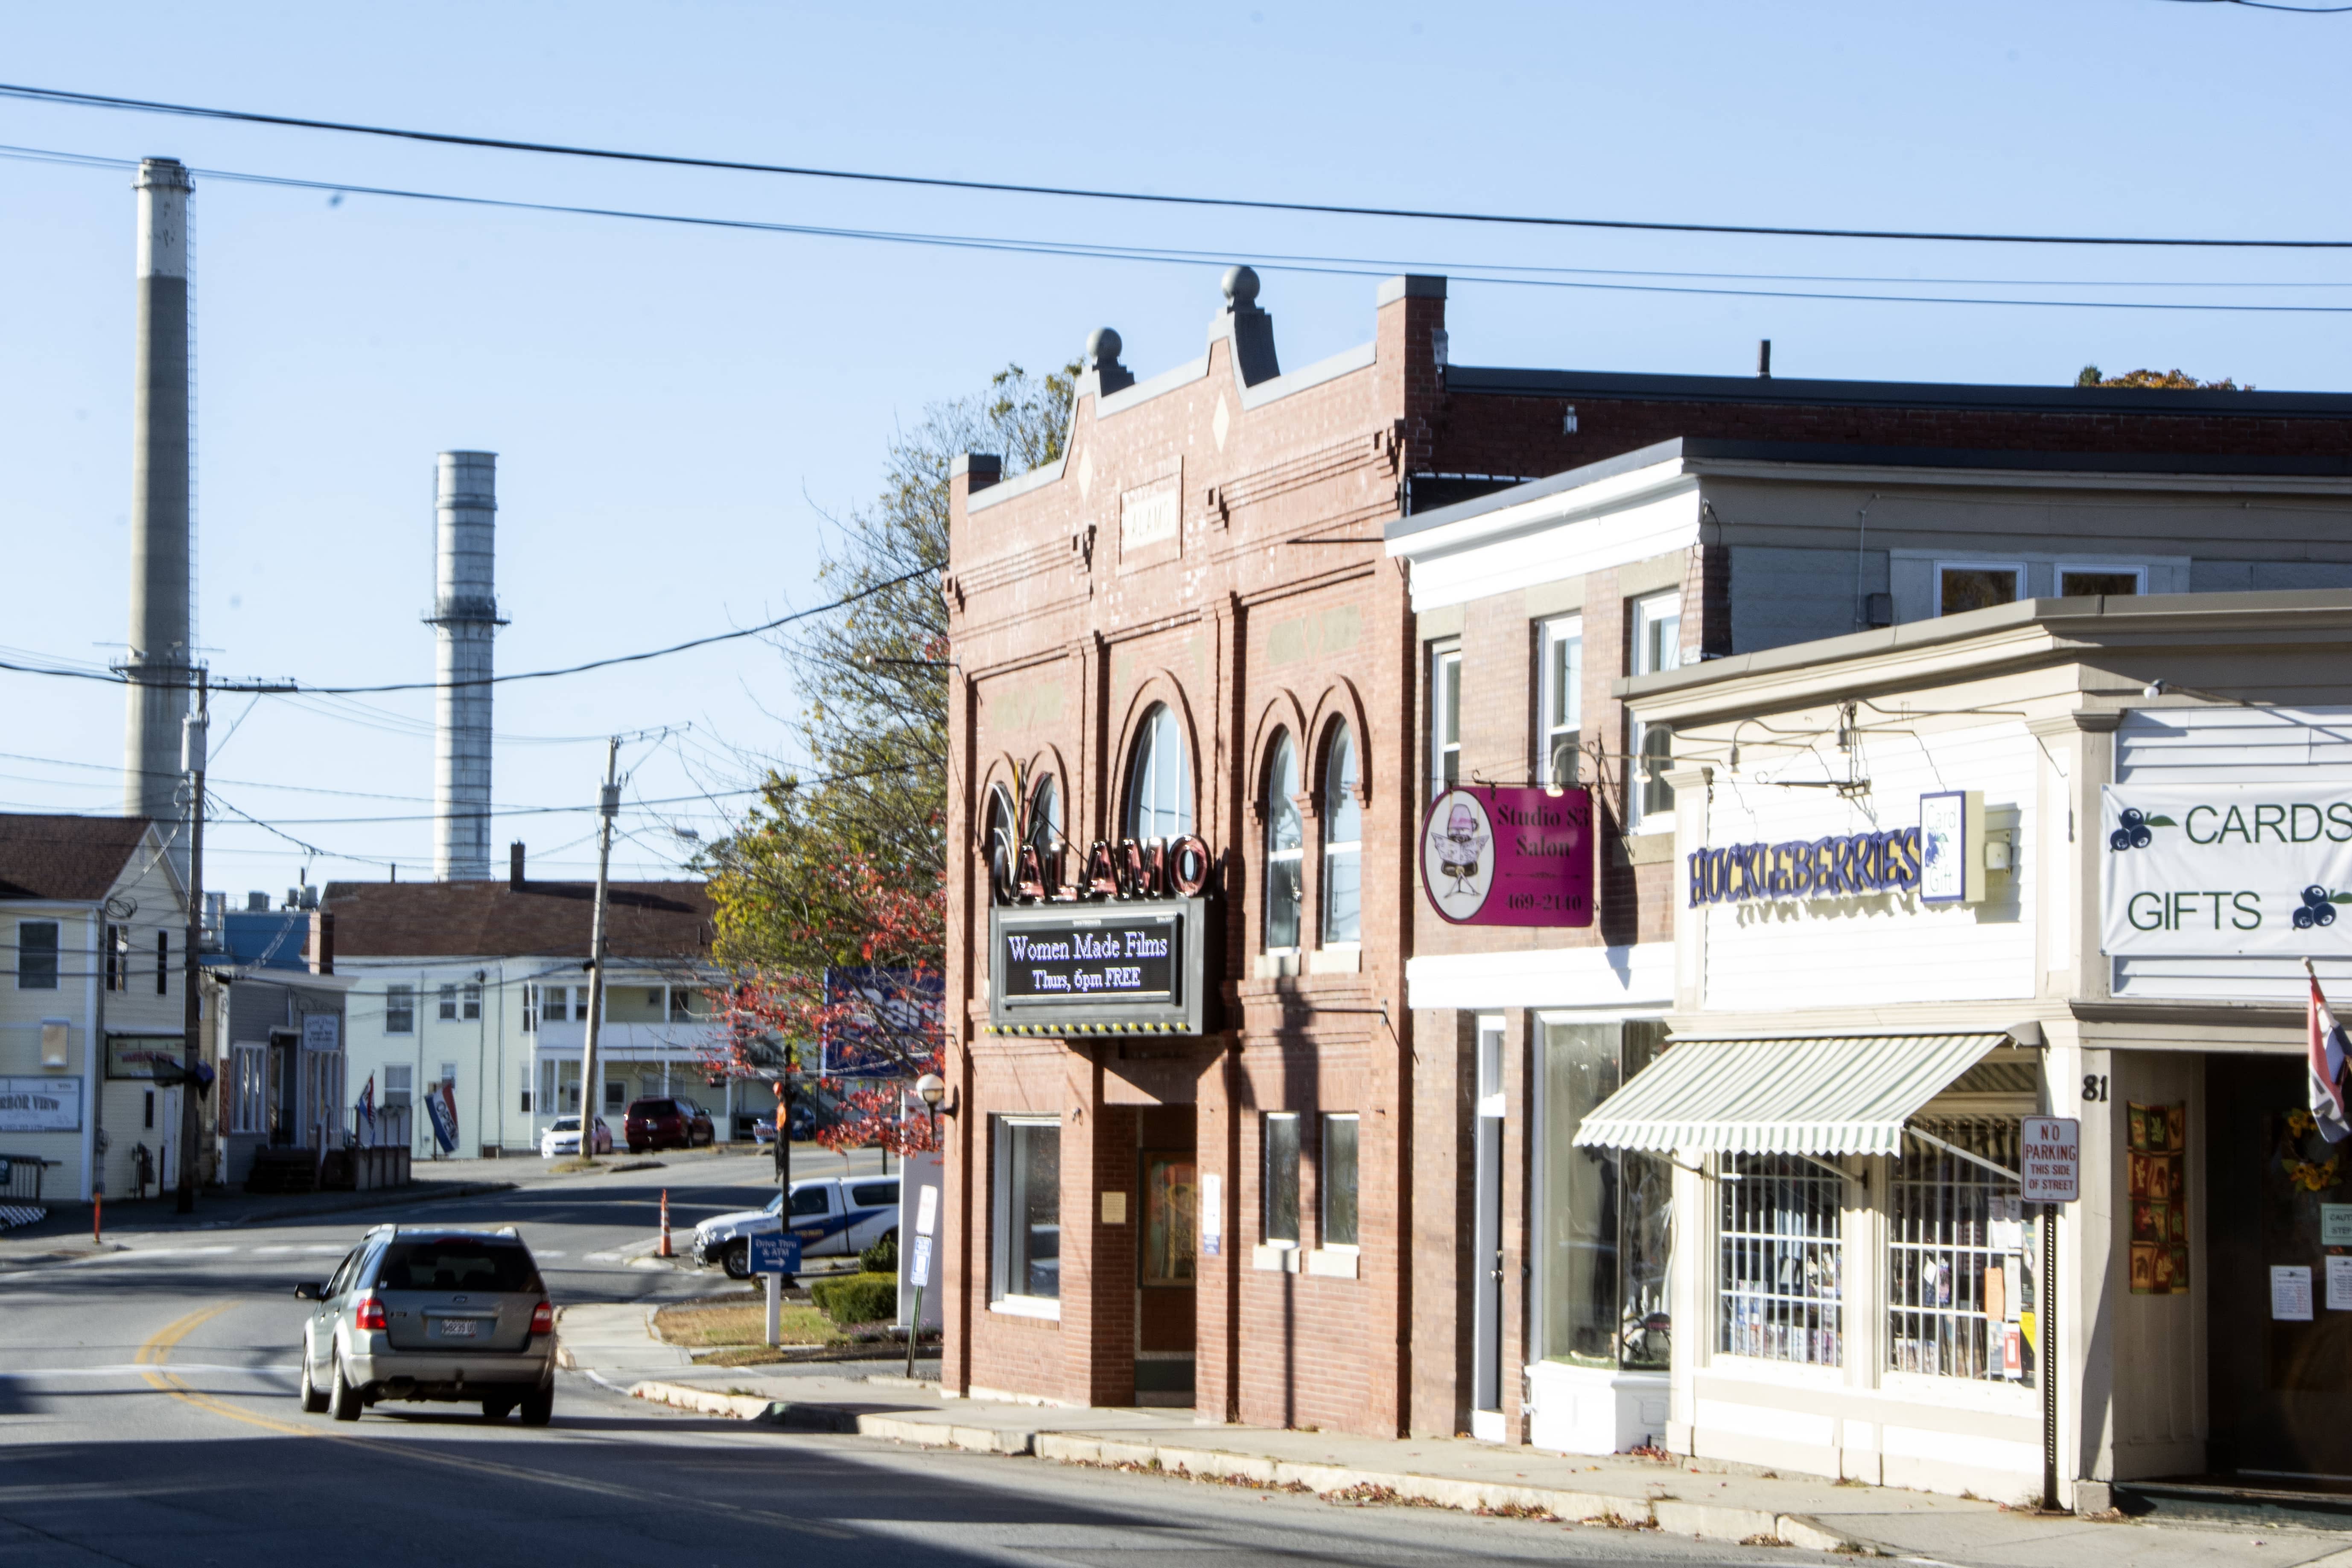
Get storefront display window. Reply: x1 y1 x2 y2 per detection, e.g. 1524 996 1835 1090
994 1116 1062 1302
1720 1156 1843 1366
1541 1020 1669 1370
1890 1122 2035 1384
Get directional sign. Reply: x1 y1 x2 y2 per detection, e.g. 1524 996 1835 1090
748 1233 802 1274
2021 1116 2080 1204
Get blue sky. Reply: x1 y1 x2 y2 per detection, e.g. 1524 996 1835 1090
2 0 2346 895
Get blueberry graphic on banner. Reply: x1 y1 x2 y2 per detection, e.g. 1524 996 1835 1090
2298 908 2318 931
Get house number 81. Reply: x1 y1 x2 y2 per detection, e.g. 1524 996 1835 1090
2082 1074 2109 1104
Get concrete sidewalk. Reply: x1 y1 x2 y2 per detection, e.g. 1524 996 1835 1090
567 1309 2352 1567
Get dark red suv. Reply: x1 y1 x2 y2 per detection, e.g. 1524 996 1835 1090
624 1096 715 1154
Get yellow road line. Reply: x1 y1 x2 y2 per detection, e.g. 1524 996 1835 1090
135 1303 853 1537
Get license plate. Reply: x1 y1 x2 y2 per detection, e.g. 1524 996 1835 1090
437 1318 480 1338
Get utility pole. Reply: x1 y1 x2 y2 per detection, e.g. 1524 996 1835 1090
577 737 620 1166
175 669 207 1214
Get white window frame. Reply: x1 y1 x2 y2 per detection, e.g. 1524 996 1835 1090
1888 1123 2036 1388
1320 725 1362 947
1125 704 1194 841
991 1114 1063 1318
384 983 415 1035
1263 732 1303 953
1718 1155 1846 1369
1538 614 1583 790
1934 560 2025 617
230 1042 267 1135
1430 644 1462 797
384 1063 414 1104
437 983 458 1022
521 985 538 1034
15 919 58 991
2054 561 2149 598
1627 592 1682 833
461 982 482 1021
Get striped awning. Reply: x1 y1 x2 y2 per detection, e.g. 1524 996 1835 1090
1571 1032 2011 1158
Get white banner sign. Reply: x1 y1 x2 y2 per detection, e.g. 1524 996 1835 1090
2101 784 2352 956
0 1076 82 1133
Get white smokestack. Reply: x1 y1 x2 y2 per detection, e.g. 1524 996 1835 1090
429 451 502 881
123 157 194 865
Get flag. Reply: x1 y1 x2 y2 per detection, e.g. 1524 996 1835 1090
2311 971 2352 1144
356 1074 376 1135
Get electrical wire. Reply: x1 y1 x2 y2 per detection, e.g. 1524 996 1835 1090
0 566 928 695
5 141 2351 315
4 78 2351 249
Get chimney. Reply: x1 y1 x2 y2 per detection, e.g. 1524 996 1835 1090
306 911 335 975
122 157 196 876
510 840 525 890
429 451 505 880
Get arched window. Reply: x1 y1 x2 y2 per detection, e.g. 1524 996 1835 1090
1028 774 1061 858
984 784 1017 893
1264 733 1302 950
1124 703 1194 840
1322 725 1362 943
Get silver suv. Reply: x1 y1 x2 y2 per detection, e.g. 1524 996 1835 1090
295 1224 556 1424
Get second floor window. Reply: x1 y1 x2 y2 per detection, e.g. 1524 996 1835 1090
1322 725 1361 944
438 984 458 1021
385 984 415 1034
1126 702 1194 840
1264 733 1302 950
1540 615 1583 788
1430 646 1462 796
462 983 482 1021
1628 592 1682 831
15 921 58 990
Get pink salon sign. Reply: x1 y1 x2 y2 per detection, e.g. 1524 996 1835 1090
1420 785 1595 927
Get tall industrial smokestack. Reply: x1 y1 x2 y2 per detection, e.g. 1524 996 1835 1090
429 451 502 881
123 157 194 857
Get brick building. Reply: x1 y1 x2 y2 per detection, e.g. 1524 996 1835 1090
940 265 2352 1440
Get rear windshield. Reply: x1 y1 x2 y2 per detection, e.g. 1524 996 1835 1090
632 1100 674 1115
374 1239 540 1293
850 1182 899 1208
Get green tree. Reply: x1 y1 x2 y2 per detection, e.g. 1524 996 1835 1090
702 362 1075 1144
2076 365 2245 390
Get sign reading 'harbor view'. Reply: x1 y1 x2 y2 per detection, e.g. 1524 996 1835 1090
2101 783 2352 956
1419 786 1594 927
987 898 1210 1037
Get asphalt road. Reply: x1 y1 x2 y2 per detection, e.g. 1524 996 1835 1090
0 1160 1795 1568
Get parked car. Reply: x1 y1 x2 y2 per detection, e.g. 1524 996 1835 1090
692 1174 901 1279
294 1224 556 1424
624 1096 715 1154
539 1116 612 1158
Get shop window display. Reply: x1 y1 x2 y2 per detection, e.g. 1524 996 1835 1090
1890 1121 2037 1384
1720 1156 1843 1366
1542 1020 1670 1370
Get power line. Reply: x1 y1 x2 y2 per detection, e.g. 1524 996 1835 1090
8 141 2352 318
0 566 929 695
3 78 2351 250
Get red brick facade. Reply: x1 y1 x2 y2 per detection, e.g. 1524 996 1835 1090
940 268 2352 1440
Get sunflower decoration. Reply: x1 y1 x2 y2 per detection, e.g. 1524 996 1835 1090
2280 1109 2345 1191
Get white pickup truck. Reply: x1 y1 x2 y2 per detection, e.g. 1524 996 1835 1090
691 1174 901 1279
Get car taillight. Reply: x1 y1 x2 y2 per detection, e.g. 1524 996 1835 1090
354 1294 387 1331
530 1300 554 1335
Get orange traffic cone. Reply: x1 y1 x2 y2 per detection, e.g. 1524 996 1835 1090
659 1188 673 1258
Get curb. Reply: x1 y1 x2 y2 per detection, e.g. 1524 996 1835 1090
0 1180 520 1261
618 1379 1887 1553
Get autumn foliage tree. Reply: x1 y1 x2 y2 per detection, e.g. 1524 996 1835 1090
704 363 1075 1151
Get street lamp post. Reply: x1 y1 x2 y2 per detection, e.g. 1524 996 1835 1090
907 1072 946 1376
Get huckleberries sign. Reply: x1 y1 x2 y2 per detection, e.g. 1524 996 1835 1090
2101 784 2352 956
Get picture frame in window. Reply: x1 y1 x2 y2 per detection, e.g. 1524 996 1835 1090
1140 1150 1198 1286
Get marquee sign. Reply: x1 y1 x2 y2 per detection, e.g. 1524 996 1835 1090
987 897 1210 1037
1420 786 1594 927
2101 782 2352 956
